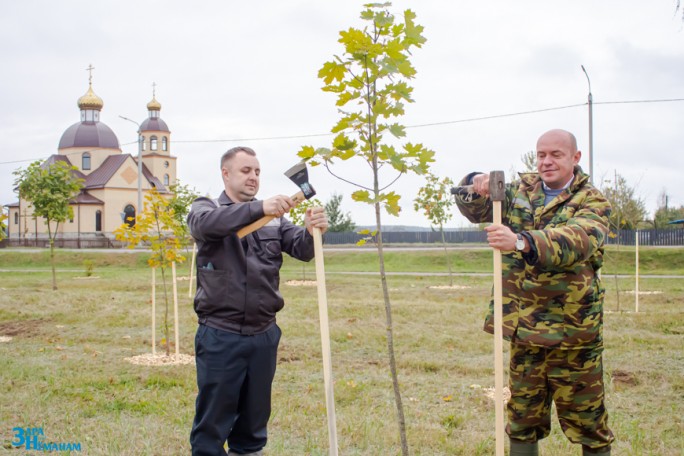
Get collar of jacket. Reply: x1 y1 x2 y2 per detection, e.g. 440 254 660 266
217 191 258 206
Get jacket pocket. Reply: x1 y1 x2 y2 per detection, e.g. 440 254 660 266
195 268 239 316
258 225 282 258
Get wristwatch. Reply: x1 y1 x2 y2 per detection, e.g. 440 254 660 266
515 233 526 251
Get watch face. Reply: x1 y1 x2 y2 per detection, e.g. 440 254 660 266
516 236 525 251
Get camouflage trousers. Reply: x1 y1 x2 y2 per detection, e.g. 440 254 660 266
506 343 615 450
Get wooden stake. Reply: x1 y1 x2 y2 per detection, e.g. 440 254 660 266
152 267 156 356
489 170 506 456
189 242 196 298
172 261 180 355
635 230 639 313
313 227 338 456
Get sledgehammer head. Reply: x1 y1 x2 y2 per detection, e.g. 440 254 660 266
284 162 316 199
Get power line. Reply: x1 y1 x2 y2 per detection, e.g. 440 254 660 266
1 97 683 166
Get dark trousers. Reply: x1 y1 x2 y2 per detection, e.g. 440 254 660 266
190 324 281 456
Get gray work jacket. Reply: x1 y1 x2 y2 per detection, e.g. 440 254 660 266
187 191 315 335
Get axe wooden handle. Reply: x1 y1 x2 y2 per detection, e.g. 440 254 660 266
236 190 306 239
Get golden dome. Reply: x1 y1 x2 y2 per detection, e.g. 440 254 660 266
77 84 104 110
147 96 161 111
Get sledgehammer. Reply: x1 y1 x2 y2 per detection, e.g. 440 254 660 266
235 162 339 455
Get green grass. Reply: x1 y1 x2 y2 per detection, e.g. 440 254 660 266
0 247 683 454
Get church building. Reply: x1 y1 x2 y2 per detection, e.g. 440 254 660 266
6 72 177 244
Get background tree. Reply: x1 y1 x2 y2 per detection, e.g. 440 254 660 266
13 160 84 290
115 188 186 356
168 181 200 245
414 174 455 285
653 190 684 229
654 205 684 229
600 172 647 232
521 150 536 172
298 4 432 454
325 192 356 232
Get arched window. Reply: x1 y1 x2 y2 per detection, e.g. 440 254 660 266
95 210 102 232
164 174 170 186
123 204 136 227
82 152 91 170
14 212 19 225
162 137 168 151
150 136 158 151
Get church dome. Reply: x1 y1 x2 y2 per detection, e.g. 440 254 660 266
77 84 104 110
140 117 169 132
141 91 169 132
58 121 120 149
147 96 161 111
59 76 120 150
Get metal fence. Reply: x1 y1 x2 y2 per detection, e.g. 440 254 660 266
606 229 684 247
1 228 682 249
323 228 684 246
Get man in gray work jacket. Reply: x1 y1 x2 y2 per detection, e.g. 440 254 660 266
187 146 328 456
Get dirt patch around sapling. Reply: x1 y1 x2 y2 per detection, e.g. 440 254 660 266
124 353 195 366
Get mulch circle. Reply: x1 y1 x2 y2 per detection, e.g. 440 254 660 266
124 353 194 366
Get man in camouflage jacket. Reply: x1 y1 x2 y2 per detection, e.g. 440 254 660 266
454 129 615 456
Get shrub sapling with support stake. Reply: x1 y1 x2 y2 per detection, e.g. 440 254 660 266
115 188 186 357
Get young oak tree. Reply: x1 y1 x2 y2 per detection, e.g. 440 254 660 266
13 160 84 290
115 188 186 357
413 174 455 285
298 4 433 454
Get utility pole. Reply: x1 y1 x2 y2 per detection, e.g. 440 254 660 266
581 65 594 185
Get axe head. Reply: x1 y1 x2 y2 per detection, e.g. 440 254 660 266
284 162 316 199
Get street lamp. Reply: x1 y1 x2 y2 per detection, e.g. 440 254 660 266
581 65 594 185
119 115 143 216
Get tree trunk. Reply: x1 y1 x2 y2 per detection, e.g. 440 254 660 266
375 202 409 456
47 220 57 290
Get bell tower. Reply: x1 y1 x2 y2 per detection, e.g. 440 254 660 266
140 83 176 190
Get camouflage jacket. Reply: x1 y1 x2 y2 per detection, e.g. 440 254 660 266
454 166 611 349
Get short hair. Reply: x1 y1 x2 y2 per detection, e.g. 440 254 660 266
220 146 256 169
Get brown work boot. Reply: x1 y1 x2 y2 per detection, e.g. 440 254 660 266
509 438 538 456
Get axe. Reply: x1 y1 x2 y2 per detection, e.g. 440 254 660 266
236 162 317 239
451 171 506 456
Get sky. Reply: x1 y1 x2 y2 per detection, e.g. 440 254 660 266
1 0 683 228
